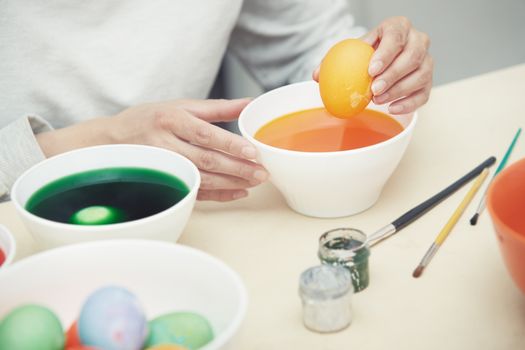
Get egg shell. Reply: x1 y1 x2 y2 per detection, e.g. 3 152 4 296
70 206 126 225
0 248 5 266
78 286 148 350
65 321 100 349
146 345 188 350
319 39 374 118
0 304 64 350
145 311 214 350
65 320 82 348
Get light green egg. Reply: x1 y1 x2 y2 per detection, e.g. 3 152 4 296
69 205 125 225
0 304 64 350
145 312 214 350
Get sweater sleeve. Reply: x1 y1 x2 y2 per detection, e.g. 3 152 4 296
228 0 367 90
0 115 52 200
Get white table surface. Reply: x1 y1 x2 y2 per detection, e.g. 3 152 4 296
2 64 525 350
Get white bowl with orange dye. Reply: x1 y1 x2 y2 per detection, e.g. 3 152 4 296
238 81 417 218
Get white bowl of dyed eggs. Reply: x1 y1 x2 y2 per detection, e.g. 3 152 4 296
0 239 247 350
11 144 200 249
238 80 417 218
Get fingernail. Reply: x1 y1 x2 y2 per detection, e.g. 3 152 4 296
242 146 257 159
253 170 269 182
389 105 404 114
249 178 262 186
369 60 383 76
374 92 389 104
371 79 387 95
233 190 248 200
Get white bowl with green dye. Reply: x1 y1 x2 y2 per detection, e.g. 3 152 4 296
0 240 248 350
11 144 200 249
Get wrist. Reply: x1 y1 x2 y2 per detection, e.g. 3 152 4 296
36 116 116 157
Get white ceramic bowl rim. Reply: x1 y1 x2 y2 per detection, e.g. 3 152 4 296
238 80 418 157
1 239 248 349
10 145 201 232
0 224 16 267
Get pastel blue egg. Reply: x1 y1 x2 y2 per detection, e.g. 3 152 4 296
78 286 147 350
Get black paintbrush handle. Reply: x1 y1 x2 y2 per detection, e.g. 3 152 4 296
391 156 496 231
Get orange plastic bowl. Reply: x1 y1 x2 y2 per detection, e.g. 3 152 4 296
487 157 525 294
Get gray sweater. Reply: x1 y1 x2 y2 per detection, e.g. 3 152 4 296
0 0 364 199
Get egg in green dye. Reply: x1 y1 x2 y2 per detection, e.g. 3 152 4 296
145 312 214 349
0 304 64 350
69 205 126 225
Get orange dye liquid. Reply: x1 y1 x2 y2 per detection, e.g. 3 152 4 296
254 107 404 152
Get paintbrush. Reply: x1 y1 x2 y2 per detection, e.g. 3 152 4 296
470 128 522 225
366 156 496 246
413 168 490 278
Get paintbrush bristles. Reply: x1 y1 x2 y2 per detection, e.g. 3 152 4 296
412 169 489 279
412 266 424 278
470 213 479 226
469 128 521 225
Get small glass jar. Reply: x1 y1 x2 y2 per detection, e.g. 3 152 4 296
318 228 371 293
299 265 353 333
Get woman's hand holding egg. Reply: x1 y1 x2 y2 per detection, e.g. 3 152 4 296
362 16 433 114
314 16 433 115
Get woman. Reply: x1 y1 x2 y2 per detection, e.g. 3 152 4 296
0 0 432 201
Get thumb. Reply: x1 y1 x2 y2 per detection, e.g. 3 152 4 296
177 98 252 123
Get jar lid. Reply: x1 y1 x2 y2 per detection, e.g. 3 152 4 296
318 228 370 264
299 265 353 300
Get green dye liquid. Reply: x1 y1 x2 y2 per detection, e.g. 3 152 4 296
25 167 190 225
320 237 370 293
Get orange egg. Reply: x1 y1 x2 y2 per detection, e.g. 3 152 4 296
64 320 100 350
319 39 374 118
65 320 81 348
146 345 188 350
